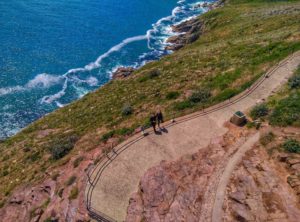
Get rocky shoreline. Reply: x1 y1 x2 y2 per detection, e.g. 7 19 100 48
112 0 225 80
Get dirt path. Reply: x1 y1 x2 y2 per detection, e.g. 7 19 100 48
86 52 300 221
211 132 260 222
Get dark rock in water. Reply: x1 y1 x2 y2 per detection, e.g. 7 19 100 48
112 67 135 79
165 0 225 51
165 18 204 51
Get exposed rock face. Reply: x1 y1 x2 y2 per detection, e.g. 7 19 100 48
126 123 247 221
112 67 135 79
165 19 203 51
0 145 103 222
165 0 225 51
223 127 300 222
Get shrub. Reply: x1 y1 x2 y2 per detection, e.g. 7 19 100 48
73 156 84 168
51 172 60 181
148 69 161 78
116 127 134 136
122 104 133 116
1 170 9 177
69 187 79 200
48 134 79 160
189 88 211 104
65 175 77 186
288 75 300 89
101 130 115 142
58 188 64 198
138 69 161 82
166 91 180 100
250 103 269 119
260 132 275 146
283 139 300 153
0 200 5 208
173 100 194 111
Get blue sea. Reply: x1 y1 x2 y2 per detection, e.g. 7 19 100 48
0 0 211 139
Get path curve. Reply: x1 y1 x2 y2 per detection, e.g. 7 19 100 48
211 132 260 222
85 51 300 222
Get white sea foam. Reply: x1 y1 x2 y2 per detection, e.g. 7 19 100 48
14 0 210 105
26 73 62 88
86 76 98 86
0 73 62 97
41 77 68 104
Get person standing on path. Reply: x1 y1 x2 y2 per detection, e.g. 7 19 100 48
156 109 164 129
150 113 157 133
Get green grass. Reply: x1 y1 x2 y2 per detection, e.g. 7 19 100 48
0 0 300 203
268 65 300 127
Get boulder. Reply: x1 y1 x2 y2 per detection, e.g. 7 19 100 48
112 67 135 79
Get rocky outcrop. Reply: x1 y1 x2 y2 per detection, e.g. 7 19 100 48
112 67 135 79
0 143 104 222
126 124 249 221
165 18 203 51
165 0 225 51
223 127 300 222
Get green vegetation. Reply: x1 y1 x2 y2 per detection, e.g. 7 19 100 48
166 91 180 100
0 0 299 203
260 131 275 146
73 156 84 168
69 186 79 200
283 139 300 153
250 103 269 120
268 65 300 127
189 88 211 104
65 175 77 186
122 104 134 116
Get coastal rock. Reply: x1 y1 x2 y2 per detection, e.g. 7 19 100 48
112 67 135 79
125 142 225 221
165 17 203 51
165 0 226 51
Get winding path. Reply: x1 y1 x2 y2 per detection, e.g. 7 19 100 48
85 51 300 222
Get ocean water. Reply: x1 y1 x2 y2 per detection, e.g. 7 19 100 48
0 0 212 139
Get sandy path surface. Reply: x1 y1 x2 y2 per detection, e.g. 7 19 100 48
211 132 260 222
86 52 300 221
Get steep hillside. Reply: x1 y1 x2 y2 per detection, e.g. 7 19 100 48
0 0 300 220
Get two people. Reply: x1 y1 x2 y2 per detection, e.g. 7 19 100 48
150 110 164 133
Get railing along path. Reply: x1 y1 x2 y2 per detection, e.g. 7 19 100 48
85 52 296 222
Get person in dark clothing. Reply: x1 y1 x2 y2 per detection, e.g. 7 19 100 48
156 110 164 129
150 113 157 133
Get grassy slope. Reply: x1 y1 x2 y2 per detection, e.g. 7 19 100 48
0 0 300 205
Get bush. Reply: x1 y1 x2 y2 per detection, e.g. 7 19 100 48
116 127 134 136
122 104 133 116
188 88 211 104
65 175 77 186
173 100 194 111
69 187 79 200
101 130 115 142
288 75 300 89
51 172 60 181
283 139 300 153
138 69 161 82
250 103 269 119
73 156 84 168
260 132 275 146
48 134 79 160
58 188 64 198
166 91 180 100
